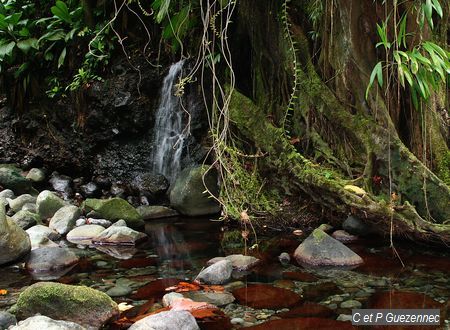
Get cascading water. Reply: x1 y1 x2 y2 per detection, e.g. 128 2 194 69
151 59 188 182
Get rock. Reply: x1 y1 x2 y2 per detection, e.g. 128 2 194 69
169 166 220 216
86 218 112 227
80 182 101 198
184 291 235 306
49 205 81 235
26 247 79 280
136 205 179 220
36 190 66 219
25 168 46 183
95 245 137 259
67 225 106 244
26 225 61 249
128 310 199 330
331 230 359 243
106 285 132 297
8 194 37 212
243 318 354 329
294 229 363 267
340 300 362 309
0 166 33 195
92 222 147 246
132 173 169 198
49 172 73 198
336 314 353 322
11 210 40 229
231 318 244 325
15 282 119 329
196 259 233 284
11 315 85 330
21 203 36 213
0 189 15 200
277 302 335 318
0 311 17 329
162 292 184 307
83 198 144 228
232 284 301 309
0 204 31 265
75 218 86 226
207 254 260 271
278 252 291 266
94 176 111 190
110 182 126 198
318 223 333 232
342 215 375 236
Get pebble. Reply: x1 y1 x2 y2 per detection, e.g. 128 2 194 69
337 314 353 322
231 318 244 325
340 300 362 309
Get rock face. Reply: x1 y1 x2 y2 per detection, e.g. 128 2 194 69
169 166 220 216
92 221 147 246
36 190 66 219
0 204 31 265
294 229 363 267
136 205 179 220
49 205 80 235
196 259 233 284
15 282 119 329
0 166 33 195
26 247 79 280
128 310 199 330
11 315 86 330
83 198 144 228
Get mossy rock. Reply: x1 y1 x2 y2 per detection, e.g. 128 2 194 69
36 190 66 220
83 198 144 229
0 166 33 195
14 282 119 329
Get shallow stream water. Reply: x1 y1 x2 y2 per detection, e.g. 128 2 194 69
1 217 449 329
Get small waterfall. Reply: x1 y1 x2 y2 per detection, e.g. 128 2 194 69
151 60 188 182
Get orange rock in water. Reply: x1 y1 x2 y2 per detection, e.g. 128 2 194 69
170 298 216 312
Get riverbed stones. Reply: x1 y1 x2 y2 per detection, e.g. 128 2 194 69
83 198 144 228
294 229 363 267
184 291 235 306
0 311 17 329
80 182 101 198
0 204 31 265
26 225 60 246
169 165 220 216
136 205 179 220
232 284 301 309
11 210 40 229
15 282 119 329
26 247 79 280
67 225 106 244
92 221 147 245
331 230 359 243
0 189 15 200
207 254 260 271
36 190 66 219
25 168 46 183
128 310 199 330
49 205 80 235
162 292 184 307
11 315 86 330
8 194 36 212
0 166 33 195
196 259 233 284
342 215 375 236
49 172 73 198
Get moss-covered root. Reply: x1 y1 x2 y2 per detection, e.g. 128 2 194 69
228 89 450 245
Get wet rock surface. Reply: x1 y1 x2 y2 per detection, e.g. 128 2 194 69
0 205 31 265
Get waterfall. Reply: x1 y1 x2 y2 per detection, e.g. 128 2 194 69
151 60 188 182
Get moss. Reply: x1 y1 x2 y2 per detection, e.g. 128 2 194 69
312 228 327 242
221 230 245 251
436 150 450 186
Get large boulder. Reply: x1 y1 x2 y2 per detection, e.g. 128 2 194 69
0 166 33 195
92 221 147 245
83 198 144 228
294 229 363 267
49 205 80 235
128 310 199 330
195 259 233 285
14 282 119 329
11 315 85 330
169 166 220 216
8 194 36 212
11 210 40 229
36 190 66 220
0 204 31 265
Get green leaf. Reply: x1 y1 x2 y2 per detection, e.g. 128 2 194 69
397 64 405 87
423 0 433 29
6 12 22 25
431 0 443 18
18 26 29 37
376 61 383 87
39 29 65 42
410 85 419 109
156 0 171 24
16 38 38 53
401 64 413 87
398 15 407 48
58 47 66 68
0 40 15 58
51 1 72 24
366 62 383 99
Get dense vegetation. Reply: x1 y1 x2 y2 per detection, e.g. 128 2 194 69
1 0 449 244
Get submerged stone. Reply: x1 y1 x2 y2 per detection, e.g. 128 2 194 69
128 310 199 330
294 229 363 267
196 259 233 285
232 284 301 309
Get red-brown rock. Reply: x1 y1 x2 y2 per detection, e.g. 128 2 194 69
131 278 181 300
232 284 301 309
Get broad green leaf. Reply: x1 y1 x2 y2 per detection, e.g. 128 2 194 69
18 26 29 36
6 12 22 25
431 0 443 17
39 29 65 42
0 40 15 58
58 47 66 68
16 38 38 53
51 1 72 24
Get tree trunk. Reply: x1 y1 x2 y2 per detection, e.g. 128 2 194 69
226 0 450 244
